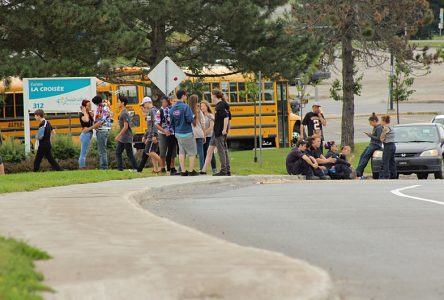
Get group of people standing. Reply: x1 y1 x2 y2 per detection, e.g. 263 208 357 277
73 89 232 176
286 102 396 180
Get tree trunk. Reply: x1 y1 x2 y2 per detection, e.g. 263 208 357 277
149 21 167 103
341 35 355 149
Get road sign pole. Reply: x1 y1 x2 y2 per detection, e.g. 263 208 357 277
165 59 169 96
259 71 263 167
23 79 31 154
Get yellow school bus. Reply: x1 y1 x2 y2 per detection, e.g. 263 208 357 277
1 70 297 148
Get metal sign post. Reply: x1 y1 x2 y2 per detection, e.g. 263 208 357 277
258 71 263 167
148 56 186 96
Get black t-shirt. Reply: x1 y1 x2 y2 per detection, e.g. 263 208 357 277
214 101 229 137
307 147 322 159
302 112 324 137
38 120 53 147
286 148 305 174
80 112 94 128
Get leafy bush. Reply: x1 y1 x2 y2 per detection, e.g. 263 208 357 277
0 138 26 163
52 134 80 160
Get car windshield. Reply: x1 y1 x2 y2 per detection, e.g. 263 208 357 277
433 118 444 126
394 126 439 143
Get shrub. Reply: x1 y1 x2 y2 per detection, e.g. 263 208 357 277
0 138 27 163
52 134 80 160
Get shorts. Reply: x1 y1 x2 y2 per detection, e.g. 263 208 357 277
145 140 159 153
209 132 216 147
177 134 197 156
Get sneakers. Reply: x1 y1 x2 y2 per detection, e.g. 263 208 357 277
306 176 320 180
320 175 331 180
213 171 228 176
189 170 199 176
200 171 207 175
170 168 179 176
180 171 189 176
161 168 167 174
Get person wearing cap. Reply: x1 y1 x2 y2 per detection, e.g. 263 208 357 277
114 95 138 171
169 90 198 176
92 95 112 169
286 140 326 180
137 96 162 173
301 102 326 153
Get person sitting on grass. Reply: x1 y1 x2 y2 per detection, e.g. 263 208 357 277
324 141 353 180
306 135 335 179
286 139 329 180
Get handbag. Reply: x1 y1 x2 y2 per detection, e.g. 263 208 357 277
36 120 48 141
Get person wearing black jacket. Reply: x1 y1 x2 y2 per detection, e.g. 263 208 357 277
324 141 353 180
33 109 62 172
356 113 383 178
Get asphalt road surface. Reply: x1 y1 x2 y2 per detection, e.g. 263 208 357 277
145 180 444 300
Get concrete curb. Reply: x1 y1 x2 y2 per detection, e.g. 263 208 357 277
328 111 440 119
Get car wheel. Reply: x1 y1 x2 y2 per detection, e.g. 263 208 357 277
417 173 429 180
434 171 443 180
372 172 379 179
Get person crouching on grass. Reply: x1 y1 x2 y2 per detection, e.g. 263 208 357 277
33 109 62 172
114 95 138 172
137 97 162 173
286 140 328 180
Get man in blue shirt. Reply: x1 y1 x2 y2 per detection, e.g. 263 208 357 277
169 90 198 176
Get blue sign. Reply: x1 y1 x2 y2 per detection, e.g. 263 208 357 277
28 79 91 100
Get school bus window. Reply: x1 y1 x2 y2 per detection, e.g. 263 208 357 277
15 93 24 117
238 82 246 103
264 81 274 102
211 82 220 91
229 82 238 103
4 94 14 118
203 83 211 101
221 82 229 94
119 86 138 104
144 87 152 97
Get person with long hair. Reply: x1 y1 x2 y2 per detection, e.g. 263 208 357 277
200 100 217 174
355 113 383 178
79 99 95 169
379 115 397 179
189 95 206 173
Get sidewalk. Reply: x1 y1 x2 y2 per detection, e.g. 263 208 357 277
0 176 336 300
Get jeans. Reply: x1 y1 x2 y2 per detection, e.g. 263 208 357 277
203 137 217 172
34 144 62 172
215 135 230 174
380 142 397 179
356 143 382 177
96 130 109 169
116 142 138 171
79 132 92 168
196 138 204 171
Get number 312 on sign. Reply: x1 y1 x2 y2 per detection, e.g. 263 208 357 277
32 103 44 109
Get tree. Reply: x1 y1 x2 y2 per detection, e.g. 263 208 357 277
0 1 321 99
414 0 444 39
293 0 433 148
390 61 416 124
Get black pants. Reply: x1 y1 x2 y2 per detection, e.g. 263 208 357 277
34 144 61 172
165 135 177 171
330 163 352 180
116 142 138 171
380 142 397 179
290 160 323 177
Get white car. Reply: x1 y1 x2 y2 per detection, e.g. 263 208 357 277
432 115 444 126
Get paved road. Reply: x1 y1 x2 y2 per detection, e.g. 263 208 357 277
145 180 444 300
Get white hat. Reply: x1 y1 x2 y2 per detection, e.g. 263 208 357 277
312 102 322 107
140 96 152 106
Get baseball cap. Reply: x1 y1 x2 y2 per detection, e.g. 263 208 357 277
296 139 308 147
312 102 322 107
140 96 152 106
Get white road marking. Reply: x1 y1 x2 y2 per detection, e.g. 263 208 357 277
391 185 444 206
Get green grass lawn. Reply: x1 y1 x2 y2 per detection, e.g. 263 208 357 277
0 170 152 194
0 237 51 300
0 142 373 194
229 142 372 175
